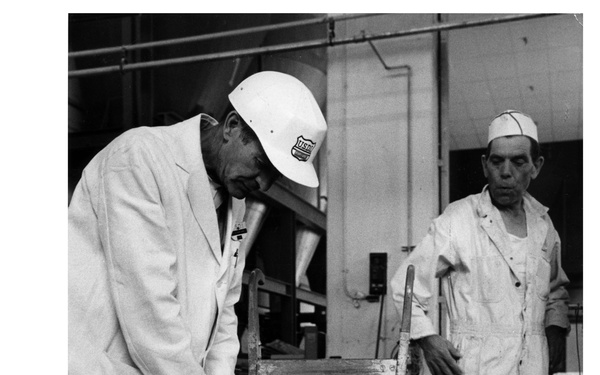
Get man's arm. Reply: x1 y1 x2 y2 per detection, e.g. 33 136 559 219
98 141 205 375
416 335 463 375
545 237 571 373
391 217 462 374
546 325 567 373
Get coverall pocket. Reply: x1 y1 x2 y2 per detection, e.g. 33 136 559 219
454 335 481 374
472 256 505 303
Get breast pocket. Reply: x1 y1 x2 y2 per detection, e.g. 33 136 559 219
472 256 507 303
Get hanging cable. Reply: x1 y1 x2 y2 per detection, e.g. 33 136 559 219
375 294 385 358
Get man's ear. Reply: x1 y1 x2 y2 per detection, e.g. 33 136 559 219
481 154 489 178
531 156 544 180
223 111 241 140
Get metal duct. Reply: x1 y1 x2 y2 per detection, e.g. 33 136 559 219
259 14 328 287
240 197 271 260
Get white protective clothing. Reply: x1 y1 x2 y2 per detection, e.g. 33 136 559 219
391 186 570 375
69 114 246 375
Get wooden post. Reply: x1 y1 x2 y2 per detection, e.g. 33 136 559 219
397 265 415 374
248 269 265 375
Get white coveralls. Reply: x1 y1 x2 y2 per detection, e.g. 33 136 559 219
391 186 570 374
69 114 246 375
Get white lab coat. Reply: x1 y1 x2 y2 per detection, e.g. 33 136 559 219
69 114 246 375
391 186 570 375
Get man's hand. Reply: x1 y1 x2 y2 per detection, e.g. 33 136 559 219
416 334 464 375
546 325 567 374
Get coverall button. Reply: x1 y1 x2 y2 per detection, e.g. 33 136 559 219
515 282 521 287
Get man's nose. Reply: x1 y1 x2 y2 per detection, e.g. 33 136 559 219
256 169 279 191
500 161 512 177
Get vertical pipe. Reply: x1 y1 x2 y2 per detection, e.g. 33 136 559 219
405 68 413 251
436 13 451 339
121 16 134 129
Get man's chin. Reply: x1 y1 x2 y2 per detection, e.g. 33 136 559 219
231 191 247 199
227 183 250 199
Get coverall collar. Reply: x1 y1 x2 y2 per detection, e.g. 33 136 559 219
476 184 548 219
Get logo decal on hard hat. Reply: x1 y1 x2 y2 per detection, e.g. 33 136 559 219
291 136 316 162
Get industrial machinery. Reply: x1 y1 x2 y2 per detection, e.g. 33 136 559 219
247 266 415 375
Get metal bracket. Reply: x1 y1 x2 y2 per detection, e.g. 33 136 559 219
119 46 128 75
328 20 336 46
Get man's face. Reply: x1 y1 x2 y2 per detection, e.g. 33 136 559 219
481 136 543 209
218 125 281 199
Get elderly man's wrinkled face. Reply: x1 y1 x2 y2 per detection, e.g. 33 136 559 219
482 135 543 210
218 123 281 199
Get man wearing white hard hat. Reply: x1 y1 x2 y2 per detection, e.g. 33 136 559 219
69 71 327 375
390 110 570 375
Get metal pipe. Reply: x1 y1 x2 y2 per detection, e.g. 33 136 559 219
405 67 413 251
69 13 557 79
367 40 414 252
368 41 413 250
68 13 381 58
338 24 365 306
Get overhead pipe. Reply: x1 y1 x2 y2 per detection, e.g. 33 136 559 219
68 13 557 79
68 13 382 59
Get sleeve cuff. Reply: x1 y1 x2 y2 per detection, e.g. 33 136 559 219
409 316 438 340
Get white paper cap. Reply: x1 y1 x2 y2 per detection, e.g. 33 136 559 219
488 110 538 144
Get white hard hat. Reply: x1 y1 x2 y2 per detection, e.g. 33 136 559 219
488 110 538 144
229 71 327 188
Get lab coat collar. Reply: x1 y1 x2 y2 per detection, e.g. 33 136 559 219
162 114 246 266
161 114 224 263
161 113 218 174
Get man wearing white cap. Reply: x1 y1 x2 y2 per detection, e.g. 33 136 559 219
390 110 570 374
69 71 327 375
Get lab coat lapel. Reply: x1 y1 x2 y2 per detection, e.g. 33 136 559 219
217 198 233 279
187 170 222 264
216 197 247 280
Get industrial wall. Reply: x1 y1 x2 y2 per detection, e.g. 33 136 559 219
326 14 441 359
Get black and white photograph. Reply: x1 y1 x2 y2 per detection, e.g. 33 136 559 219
7 10 593 375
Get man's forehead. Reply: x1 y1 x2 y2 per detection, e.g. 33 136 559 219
489 136 531 156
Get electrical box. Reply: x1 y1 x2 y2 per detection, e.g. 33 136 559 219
369 253 387 296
